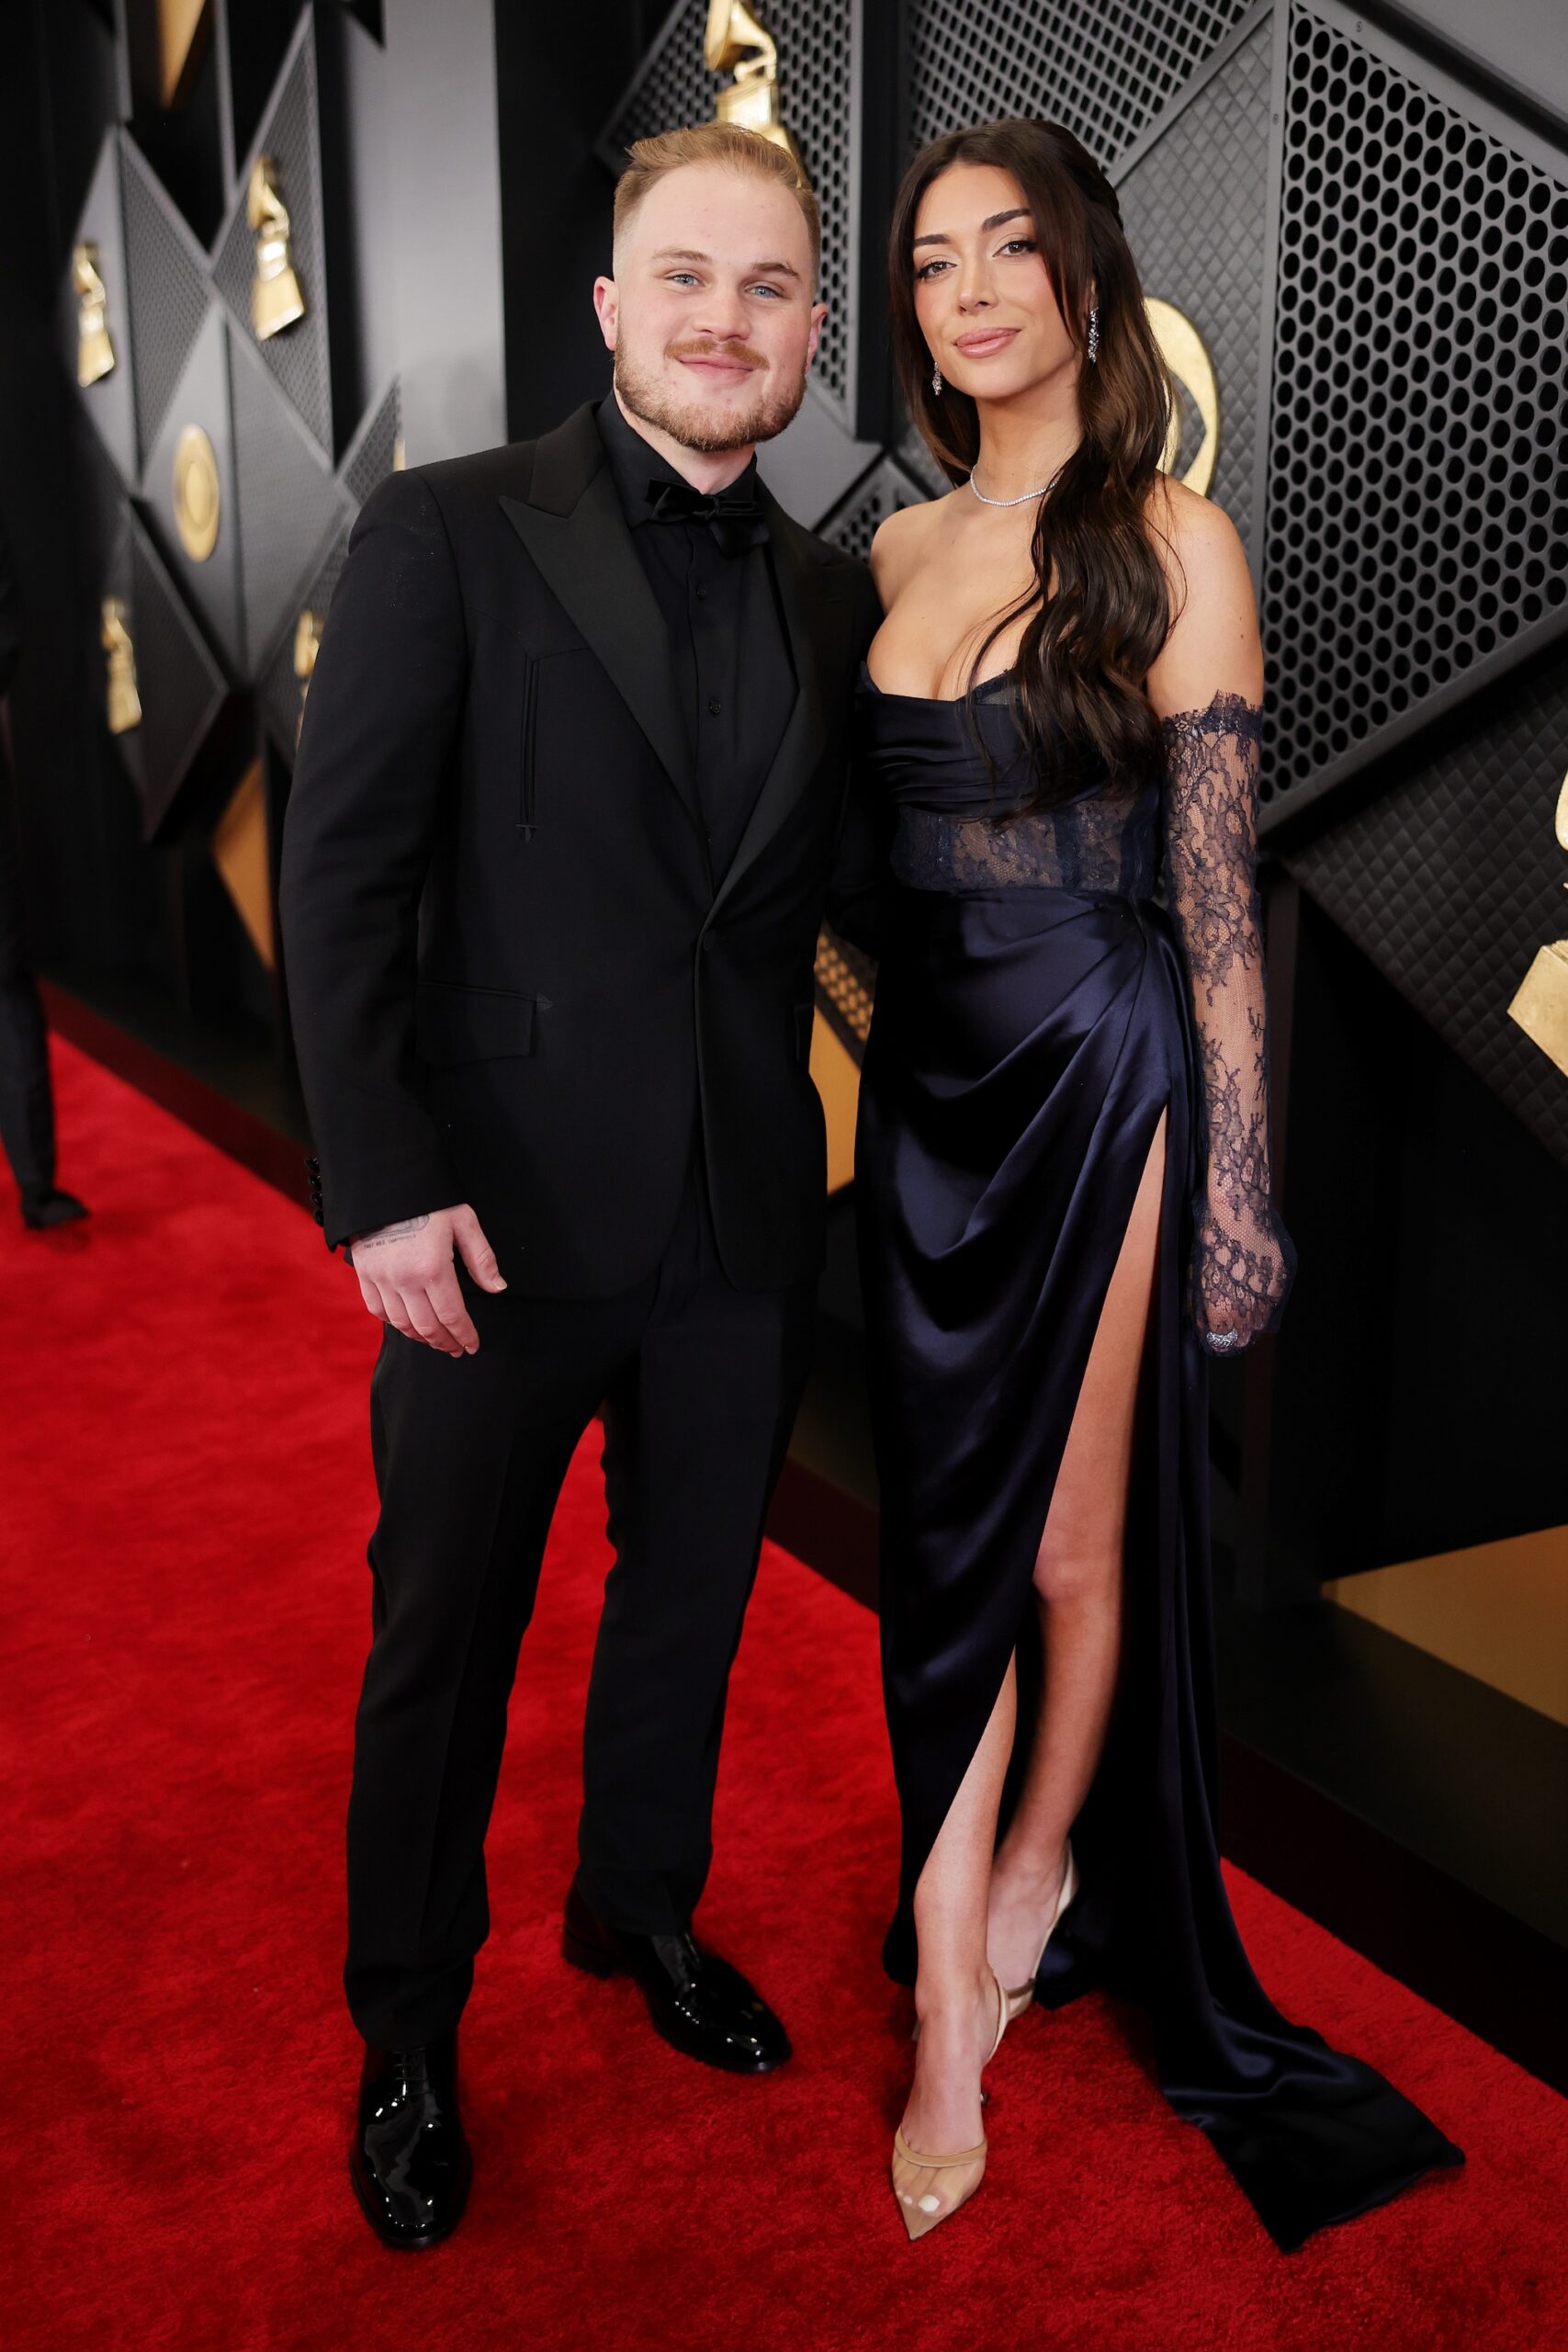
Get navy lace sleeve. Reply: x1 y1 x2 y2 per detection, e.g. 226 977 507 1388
1159 692 1297 1353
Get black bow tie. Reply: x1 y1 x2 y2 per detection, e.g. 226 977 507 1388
645 474 768 556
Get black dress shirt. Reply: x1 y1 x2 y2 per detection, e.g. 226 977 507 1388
596 393 795 886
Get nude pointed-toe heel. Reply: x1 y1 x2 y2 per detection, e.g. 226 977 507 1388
1003 1838 1078 2025
891 1970 1007 2242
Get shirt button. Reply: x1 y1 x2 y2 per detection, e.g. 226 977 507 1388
694 582 708 602
706 695 722 716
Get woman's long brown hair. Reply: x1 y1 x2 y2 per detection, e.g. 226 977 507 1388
888 119 1180 812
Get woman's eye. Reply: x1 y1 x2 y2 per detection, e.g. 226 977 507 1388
914 258 951 281
998 237 1037 256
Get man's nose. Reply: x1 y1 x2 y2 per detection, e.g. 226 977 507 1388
691 284 751 342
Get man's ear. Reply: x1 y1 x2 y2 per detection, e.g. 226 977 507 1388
592 276 618 352
806 299 828 368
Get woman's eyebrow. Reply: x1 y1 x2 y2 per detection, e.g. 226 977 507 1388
912 208 1031 250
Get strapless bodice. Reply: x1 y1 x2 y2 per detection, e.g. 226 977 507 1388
855 660 1160 899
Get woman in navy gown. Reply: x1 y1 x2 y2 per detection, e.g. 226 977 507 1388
853 118 1462 2247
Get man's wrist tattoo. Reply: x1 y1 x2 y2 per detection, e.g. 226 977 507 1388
354 1214 431 1249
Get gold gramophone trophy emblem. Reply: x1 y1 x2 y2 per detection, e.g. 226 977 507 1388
101 598 141 734
705 0 800 164
249 155 306 341
1145 299 1219 496
1506 774 1568 1077
73 243 116 388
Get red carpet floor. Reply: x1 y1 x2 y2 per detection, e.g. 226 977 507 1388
6 1034 1567 2351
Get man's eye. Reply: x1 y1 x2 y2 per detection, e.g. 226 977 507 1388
749 282 784 299
667 272 700 286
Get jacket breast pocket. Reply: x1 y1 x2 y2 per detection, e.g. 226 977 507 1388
416 979 536 1065
518 644 592 837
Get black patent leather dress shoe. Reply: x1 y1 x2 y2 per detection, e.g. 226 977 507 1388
562 1880 791 2074
20 1185 89 1229
348 2031 472 2250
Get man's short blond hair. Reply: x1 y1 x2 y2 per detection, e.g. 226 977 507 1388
614 122 821 287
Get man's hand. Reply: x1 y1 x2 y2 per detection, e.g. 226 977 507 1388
347 1204 506 1355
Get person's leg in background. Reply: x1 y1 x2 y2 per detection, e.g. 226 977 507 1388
0 719 85 1230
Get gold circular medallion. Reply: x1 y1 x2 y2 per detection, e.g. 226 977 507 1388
1145 298 1220 496
173 424 220 561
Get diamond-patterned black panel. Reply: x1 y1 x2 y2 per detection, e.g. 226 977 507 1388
341 377 401 509
119 134 210 472
212 11 333 457
1259 1 1568 814
818 455 930 560
1283 652 1568 1172
62 130 139 490
124 512 230 841
815 923 876 1063
257 521 353 757
141 304 244 673
1114 20 1271 561
599 0 856 420
907 0 1255 164
230 327 351 672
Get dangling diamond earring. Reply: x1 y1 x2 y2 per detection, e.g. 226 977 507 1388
931 363 942 396
1087 306 1100 367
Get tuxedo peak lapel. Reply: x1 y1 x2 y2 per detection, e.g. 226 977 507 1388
709 493 833 916
499 409 698 833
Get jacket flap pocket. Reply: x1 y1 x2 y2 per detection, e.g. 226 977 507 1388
416 981 536 1065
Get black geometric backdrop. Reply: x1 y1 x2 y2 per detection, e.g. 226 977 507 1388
64 5 400 842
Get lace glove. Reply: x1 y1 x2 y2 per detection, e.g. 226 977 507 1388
1159 693 1297 1354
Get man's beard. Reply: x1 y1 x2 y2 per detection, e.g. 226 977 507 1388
614 338 808 453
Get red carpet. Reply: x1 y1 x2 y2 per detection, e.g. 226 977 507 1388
6 1033 1566 2351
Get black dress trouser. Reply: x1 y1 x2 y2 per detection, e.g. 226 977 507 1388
0 738 54 1197
344 1141 815 2049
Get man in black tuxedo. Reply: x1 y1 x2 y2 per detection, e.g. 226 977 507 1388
278 122 882 2249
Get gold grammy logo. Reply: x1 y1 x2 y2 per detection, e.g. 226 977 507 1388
705 0 800 164
73 243 116 388
173 424 221 562
294 607 324 745
1506 773 1568 1077
1145 299 1219 495
249 155 307 342
101 598 141 734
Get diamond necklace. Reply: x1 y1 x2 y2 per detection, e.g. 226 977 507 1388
968 458 1069 509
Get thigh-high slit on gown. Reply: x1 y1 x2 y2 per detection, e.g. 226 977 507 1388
852 662 1462 2251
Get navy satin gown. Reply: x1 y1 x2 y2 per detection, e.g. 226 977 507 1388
852 662 1463 2251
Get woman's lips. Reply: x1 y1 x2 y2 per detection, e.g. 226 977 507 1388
953 328 1019 356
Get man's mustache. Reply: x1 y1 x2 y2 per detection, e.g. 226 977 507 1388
665 338 770 370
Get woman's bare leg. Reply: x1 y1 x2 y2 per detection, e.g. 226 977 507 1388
987 1107 1167 1991
898 1657 1017 2161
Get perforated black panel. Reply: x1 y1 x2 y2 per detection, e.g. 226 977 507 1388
119 136 210 473
600 0 856 417
815 925 876 1061
342 377 402 509
212 15 333 456
1114 20 1271 558
818 454 929 559
257 522 352 757
125 514 230 841
907 0 1254 161
230 326 351 671
1259 2 1568 811
1283 654 1568 1173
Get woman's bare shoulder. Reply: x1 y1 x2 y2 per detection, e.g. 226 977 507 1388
869 490 961 604
1144 473 1263 713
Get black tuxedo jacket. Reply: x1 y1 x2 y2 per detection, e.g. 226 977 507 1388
277 401 884 1295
